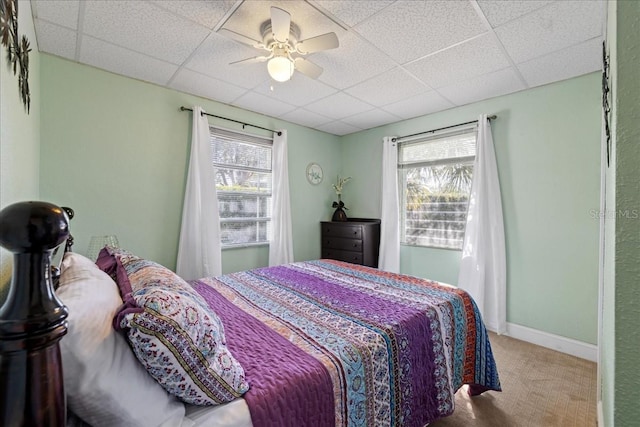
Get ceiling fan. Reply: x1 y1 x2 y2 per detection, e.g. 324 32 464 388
218 6 339 83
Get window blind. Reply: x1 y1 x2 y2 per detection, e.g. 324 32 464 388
398 126 477 250
210 127 273 246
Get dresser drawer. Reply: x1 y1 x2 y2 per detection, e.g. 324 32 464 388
321 249 363 265
321 224 362 239
323 237 362 251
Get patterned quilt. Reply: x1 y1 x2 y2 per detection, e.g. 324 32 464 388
192 260 501 427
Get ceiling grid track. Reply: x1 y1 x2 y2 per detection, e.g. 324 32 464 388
73 0 86 62
469 0 529 89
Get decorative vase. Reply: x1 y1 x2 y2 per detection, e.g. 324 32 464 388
332 206 348 222
332 195 348 222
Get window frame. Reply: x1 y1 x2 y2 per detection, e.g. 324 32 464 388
209 125 273 249
398 124 477 251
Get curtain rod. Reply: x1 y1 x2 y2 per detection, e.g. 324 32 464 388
180 106 282 136
392 115 497 143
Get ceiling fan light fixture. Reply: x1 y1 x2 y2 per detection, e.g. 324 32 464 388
267 55 294 82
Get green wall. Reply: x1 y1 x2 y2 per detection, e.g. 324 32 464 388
39 54 342 273
604 1 640 425
39 53 602 346
0 1 40 300
342 73 602 344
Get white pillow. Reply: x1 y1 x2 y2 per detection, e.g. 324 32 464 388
57 252 192 427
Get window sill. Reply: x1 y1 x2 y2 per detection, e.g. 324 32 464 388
400 243 462 252
222 242 270 250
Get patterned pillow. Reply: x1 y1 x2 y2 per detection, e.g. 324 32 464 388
96 246 249 406
56 252 187 426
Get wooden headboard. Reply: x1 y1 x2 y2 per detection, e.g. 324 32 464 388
0 201 72 426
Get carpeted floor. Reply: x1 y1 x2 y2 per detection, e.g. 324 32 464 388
430 333 597 427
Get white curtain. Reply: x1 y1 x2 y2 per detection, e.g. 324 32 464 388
379 136 400 273
458 114 507 334
268 130 294 266
176 106 222 280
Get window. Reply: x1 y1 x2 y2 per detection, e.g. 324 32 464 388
210 127 272 247
398 125 476 250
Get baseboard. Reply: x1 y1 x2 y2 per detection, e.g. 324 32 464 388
490 322 597 362
597 400 604 426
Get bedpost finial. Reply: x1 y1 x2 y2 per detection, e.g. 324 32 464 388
0 201 70 254
0 200 70 426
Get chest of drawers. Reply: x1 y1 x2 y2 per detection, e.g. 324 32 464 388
321 219 381 268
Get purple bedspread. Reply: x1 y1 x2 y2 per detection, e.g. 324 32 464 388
193 281 334 427
192 260 501 427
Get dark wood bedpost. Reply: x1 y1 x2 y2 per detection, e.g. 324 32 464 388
0 201 70 427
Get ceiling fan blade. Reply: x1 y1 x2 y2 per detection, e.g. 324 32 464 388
296 32 339 54
270 6 291 43
218 28 266 50
230 56 269 66
294 57 323 79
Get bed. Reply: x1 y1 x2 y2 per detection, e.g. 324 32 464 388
0 201 501 427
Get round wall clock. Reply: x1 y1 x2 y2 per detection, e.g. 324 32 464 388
306 163 323 185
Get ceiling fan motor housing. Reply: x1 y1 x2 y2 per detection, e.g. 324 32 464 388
260 20 301 48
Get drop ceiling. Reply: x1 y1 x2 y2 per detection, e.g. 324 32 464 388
31 0 606 136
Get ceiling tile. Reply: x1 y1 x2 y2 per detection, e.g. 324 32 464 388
150 1 236 30
280 108 332 129
184 33 270 89
382 91 455 120
345 67 430 107
355 1 486 64
34 20 77 60
438 67 526 106
31 0 79 30
310 0 395 27
29 0 606 136
405 33 511 89
169 69 247 105
232 91 297 118
518 38 602 88
304 92 374 120
495 0 604 64
315 121 363 136
311 32 397 90
340 109 401 130
83 1 210 64
477 1 555 28
79 36 179 86
253 74 337 107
